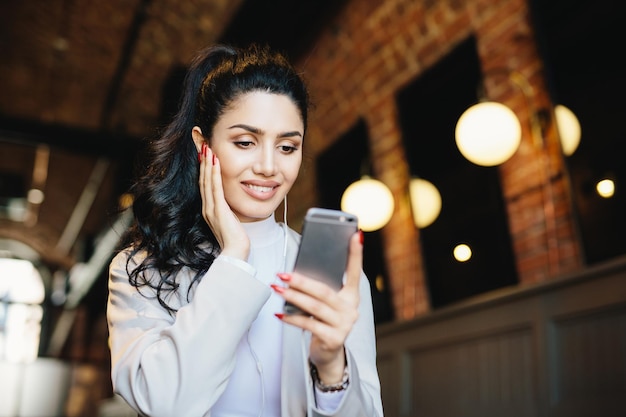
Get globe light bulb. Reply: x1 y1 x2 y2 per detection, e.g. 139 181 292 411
341 176 394 232
455 102 522 166
409 178 442 228
554 104 581 156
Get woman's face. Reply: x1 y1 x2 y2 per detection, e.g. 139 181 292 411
202 91 304 223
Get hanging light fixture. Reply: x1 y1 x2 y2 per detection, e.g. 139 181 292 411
341 176 394 232
596 178 615 198
455 101 522 166
554 104 581 156
456 71 582 166
453 243 472 262
409 178 441 228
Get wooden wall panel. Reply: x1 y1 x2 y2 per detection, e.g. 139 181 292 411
549 306 626 416
409 328 536 417
375 256 626 417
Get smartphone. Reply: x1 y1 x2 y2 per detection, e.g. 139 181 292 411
284 207 359 315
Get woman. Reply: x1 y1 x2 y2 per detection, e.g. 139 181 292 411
107 44 383 417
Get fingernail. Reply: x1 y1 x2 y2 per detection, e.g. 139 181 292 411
204 143 208 157
197 152 202 163
277 273 291 282
270 284 285 294
359 229 364 245
274 313 285 320
212 153 216 165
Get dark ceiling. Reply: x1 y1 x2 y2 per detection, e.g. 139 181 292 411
0 0 621 158
0 0 346 154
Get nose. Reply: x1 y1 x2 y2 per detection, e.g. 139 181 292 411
253 145 277 176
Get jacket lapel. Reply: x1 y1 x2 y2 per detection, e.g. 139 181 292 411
280 227 314 416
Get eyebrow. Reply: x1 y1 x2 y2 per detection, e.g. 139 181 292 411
228 124 302 138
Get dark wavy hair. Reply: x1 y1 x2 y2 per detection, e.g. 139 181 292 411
121 44 310 313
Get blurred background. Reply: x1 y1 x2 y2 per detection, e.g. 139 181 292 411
1 0 624 415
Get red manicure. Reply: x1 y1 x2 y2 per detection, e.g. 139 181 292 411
277 273 291 282
359 229 364 245
197 152 202 163
270 284 285 294
274 313 285 320
212 154 216 165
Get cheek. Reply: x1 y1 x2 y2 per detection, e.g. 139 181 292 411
219 170 241 205
214 155 241 189
218 164 240 188
284 158 302 184
213 148 241 176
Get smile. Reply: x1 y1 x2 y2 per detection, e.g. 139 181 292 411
245 184 275 193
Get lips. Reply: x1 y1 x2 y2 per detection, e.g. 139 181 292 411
242 181 280 200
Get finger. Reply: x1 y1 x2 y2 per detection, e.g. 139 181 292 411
281 272 343 309
278 313 345 348
342 231 364 291
208 149 236 236
277 274 357 329
203 147 224 240
202 147 226 214
208 149 227 212
281 285 339 323
199 146 210 214
198 142 206 198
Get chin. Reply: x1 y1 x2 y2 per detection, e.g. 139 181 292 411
235 208 277 223
231 197 284 222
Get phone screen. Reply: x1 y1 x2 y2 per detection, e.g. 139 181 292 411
284 208 358 315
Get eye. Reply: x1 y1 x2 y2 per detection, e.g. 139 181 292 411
234 140 254 148
279 144 299 154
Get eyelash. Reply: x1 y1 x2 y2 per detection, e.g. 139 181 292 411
234 140 254 148
233 141 299 154
279 144 299 154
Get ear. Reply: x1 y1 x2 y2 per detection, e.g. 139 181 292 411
191 126 205 153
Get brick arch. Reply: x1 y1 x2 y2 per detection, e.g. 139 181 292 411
0 225 74 271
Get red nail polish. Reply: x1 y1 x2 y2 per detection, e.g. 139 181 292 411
274 313 285 320
270 284 285 294
359 229 364 245
198 152 202 163
277 273 291 282
212 154 216 165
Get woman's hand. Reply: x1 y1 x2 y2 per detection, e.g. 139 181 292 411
198 142 250 260
274 230 363 384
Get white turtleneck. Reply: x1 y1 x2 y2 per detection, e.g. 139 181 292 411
211 215 344 416
211 215 286 417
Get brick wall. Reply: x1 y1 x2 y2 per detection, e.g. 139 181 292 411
292 0 583 320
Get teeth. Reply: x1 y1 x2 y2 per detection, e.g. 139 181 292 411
246 184 273 193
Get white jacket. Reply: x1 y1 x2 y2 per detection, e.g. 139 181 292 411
107 227 383 417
